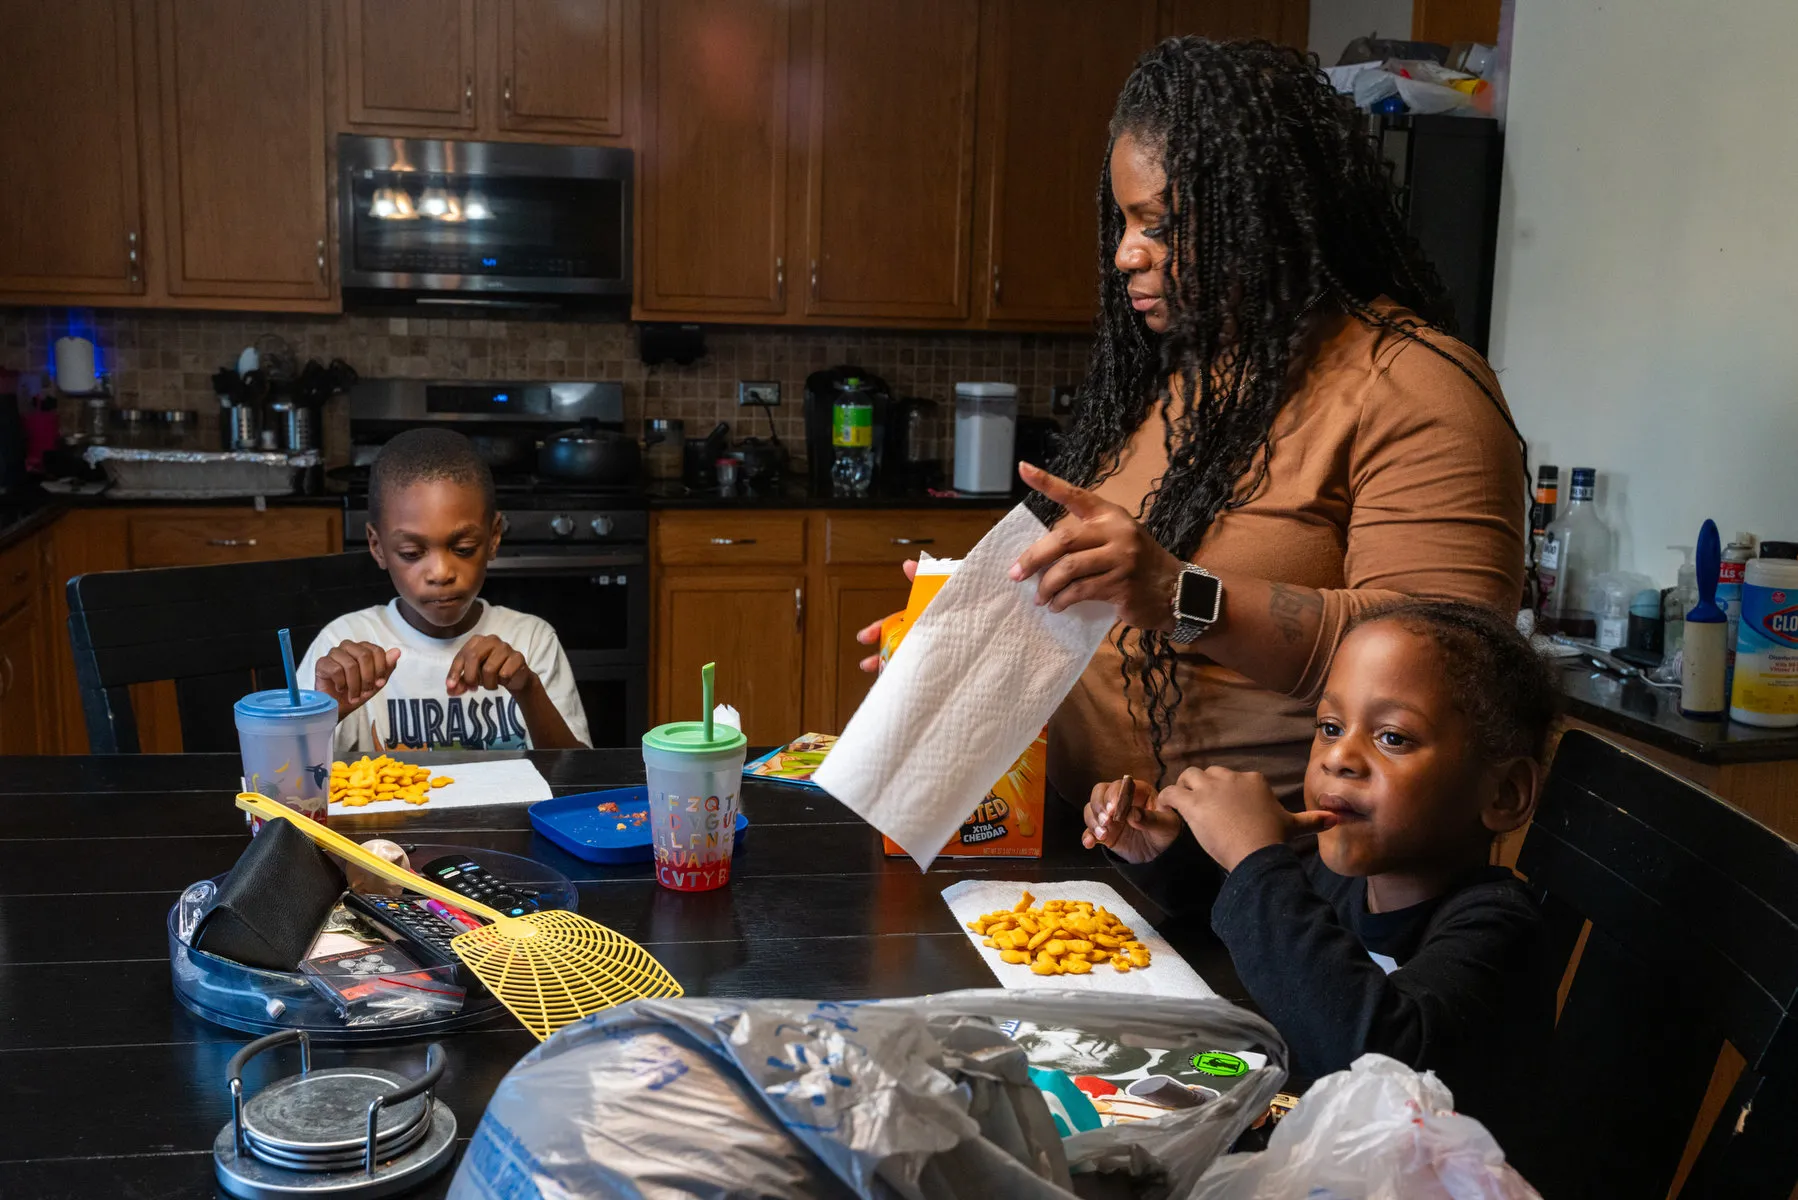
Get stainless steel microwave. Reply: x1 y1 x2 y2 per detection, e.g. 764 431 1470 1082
337 135 631 310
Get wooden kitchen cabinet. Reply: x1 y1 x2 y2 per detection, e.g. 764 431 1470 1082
0 592 48 756
127 507 340 568
496 0 625 136
1412 0 1501 48
25 505 342 755
655 570 806 745
343 0 478 130
635 0 791 317
0 0 146 299
651 507 1003 741
156 0 332 301
975 0 1155 327
1157 0 1307 45
808 510 993 731
800 0 980 322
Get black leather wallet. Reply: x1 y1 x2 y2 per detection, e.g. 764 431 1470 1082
193 818 346 971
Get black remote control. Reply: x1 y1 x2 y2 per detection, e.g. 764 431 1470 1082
416 855 542 918
341 892 472 970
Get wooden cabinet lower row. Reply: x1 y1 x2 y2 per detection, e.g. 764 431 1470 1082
650 507 1003 744
0 505 344 756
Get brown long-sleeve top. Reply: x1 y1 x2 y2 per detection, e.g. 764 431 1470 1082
1046 303 1526 805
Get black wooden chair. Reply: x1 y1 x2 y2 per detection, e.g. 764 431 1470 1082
1514 729 1798 1199
67 552 392 753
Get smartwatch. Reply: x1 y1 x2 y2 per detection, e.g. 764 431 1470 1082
1170 564 1223 644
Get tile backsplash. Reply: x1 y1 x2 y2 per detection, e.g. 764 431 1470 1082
1 309 1090 464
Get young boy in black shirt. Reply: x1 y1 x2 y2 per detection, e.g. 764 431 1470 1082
1084 600 1557 1143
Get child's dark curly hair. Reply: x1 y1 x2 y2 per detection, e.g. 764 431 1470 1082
369 428 495 526
1347 600 1559 766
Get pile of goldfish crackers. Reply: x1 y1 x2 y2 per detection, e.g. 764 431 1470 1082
329 755 453 807
969 889 1153 976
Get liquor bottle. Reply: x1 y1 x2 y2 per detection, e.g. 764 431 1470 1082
1536 467 1612 638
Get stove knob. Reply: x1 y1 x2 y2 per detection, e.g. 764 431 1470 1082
590 515 614 537
550 514 575 537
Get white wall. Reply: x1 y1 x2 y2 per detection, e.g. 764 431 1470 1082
1489 1 1798 584
1308 0 1411 63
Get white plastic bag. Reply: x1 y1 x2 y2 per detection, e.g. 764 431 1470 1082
1188 1055 1541 1200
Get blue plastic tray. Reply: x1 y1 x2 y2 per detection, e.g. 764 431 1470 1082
529 787 749 864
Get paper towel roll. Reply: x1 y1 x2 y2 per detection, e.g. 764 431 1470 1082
54 337 97 395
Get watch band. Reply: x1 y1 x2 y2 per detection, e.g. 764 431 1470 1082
1170 564 1222 645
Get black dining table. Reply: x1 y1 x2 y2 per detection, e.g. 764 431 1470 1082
0 750 1245 1198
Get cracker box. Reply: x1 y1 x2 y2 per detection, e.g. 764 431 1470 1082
876 557 1046 859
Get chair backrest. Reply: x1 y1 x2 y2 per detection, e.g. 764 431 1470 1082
67 552 393 753
1516 729 1798 1199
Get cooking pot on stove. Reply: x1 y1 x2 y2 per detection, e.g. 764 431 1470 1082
538 425 641 484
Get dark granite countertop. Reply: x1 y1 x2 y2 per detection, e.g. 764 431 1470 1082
1555 660 1798 766
644 478 1015 510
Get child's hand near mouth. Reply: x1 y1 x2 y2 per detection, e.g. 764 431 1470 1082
1155 766 1339 871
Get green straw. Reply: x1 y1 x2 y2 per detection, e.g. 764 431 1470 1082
702 661 716 740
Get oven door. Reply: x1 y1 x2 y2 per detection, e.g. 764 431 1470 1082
480 551 649 746
480 551 648 667
570 665 649 750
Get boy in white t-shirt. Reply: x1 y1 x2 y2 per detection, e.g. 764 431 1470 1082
299 429 590 757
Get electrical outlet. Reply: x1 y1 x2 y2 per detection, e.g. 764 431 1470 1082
738 381 781 407
1050 384 1078 416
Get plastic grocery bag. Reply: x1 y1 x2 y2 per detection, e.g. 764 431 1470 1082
1189 1054 1541 1200
448 988 1287 1200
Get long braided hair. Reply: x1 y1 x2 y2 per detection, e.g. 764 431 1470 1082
1026 38 1525 783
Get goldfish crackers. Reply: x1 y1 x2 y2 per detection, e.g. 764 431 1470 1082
878 558 1046 859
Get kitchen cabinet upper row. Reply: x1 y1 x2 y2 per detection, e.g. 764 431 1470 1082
0 0 1302 325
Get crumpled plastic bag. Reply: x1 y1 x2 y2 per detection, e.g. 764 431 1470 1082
447 989 1287 1200
1188 1054 1541 1200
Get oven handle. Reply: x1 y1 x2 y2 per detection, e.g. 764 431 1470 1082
487 553 646 573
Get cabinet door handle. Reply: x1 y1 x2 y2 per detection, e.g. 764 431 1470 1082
709 537 756 545
7 568 27 586
890 537 934 546
992 266 1002 303
126 229 139 284
810 260 818 300
464 71 474 112
0 653 12 700
316 239 326 280
795 586 804 632
775 256 785 301
503 74 513 114
208 538 259 548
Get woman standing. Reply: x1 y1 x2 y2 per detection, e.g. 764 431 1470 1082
858 39 1528 871
1018 37 1528 848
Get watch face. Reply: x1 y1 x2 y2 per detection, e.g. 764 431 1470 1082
1176 569 1222 624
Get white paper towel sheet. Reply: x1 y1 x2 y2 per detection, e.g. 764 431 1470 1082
812 504 1115 868
941 878 1218 1000
325 758 553 817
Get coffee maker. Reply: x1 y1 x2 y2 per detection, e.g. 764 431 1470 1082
803 366 891 491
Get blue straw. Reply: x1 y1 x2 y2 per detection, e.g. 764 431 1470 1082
278 628 300 706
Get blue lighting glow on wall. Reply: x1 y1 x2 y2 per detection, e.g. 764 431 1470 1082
50 308 104 384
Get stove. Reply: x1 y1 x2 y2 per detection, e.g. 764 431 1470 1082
345 379 649 746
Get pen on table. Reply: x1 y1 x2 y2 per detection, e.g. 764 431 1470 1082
423 898 480 929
